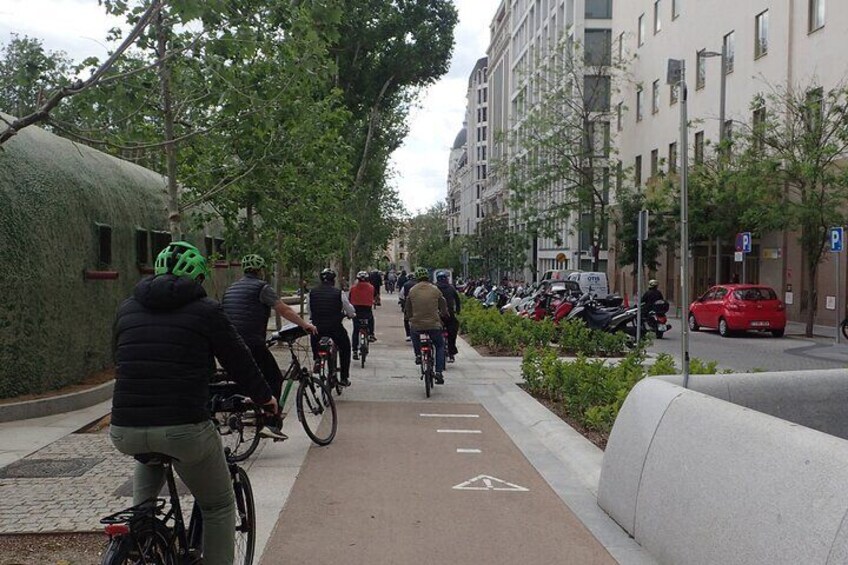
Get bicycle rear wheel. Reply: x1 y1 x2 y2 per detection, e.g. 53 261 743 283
100 518 174 564
297 376 337 446
423 354 432 398
215 402 262 463
233 467 256 565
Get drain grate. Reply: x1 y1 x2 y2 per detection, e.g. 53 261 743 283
0 457 103 479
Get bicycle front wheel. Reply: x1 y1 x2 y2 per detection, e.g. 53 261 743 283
233 467 256 565
216 402 262 463
297 376 337 446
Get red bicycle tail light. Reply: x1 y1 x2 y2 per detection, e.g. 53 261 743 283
105 524 130 536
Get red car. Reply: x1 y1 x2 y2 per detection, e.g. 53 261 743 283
688 284 786 338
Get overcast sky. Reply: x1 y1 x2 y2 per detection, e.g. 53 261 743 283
0 0 500 214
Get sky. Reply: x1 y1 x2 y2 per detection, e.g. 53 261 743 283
0 0 500 214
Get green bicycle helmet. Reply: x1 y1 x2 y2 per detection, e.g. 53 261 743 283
154 241 208 280
414 267 429 280
241 253 266 273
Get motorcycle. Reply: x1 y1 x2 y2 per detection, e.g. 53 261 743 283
565 293 639 335
641 300 671 338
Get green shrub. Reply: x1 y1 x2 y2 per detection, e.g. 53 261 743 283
555 319 633 357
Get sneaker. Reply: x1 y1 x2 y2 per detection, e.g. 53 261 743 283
368 335 377 342
259 425 288 441
435 373 445 385
339 376 351 387
405 336 411 342
415 355 422 365
352 352 359 360
447 356 455 364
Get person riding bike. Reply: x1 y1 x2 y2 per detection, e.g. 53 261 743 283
221 253 317 440
370 270 383 306
309 268 355 387
405 267 449 384
110 241 279 565
435 271 461 363
641 279 665 310
349 271 376 360
399 272 419 342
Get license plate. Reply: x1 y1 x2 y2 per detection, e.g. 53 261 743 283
657 324 667 331
751 321 770 327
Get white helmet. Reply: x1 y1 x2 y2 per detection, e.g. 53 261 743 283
356 271 369 281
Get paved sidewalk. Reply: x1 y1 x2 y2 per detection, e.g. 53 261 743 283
0 301 655 564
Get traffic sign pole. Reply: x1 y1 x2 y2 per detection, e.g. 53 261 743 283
832 227 844 344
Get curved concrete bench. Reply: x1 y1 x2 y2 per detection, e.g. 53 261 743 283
598 377 848 565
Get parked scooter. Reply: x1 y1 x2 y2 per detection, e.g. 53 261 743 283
565 293 638 335
641 300 671 338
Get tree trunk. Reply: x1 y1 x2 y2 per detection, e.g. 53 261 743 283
274 231 283 330
156 10 181 238
805 264 818 338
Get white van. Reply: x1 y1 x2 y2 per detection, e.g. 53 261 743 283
566 271 609 297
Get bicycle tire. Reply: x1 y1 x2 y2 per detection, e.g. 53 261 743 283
297 376 337 446
233 467 256 565
842 319 848 341
423 352 432 398
100 518 174 564
216 402 262 463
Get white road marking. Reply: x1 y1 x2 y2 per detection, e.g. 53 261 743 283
419 413 480 418
456 448 482 454
453 475 529 492
437 429 482 434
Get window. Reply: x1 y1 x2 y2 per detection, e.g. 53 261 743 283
669 142 678 173
617 32 625 62
723 31 735 73
585 29 612 66
204 236 214 257
805 87 824 133
636 87 644 121
752 105 766 151
482 126 487 140
483 88 488 102
584 75 611 112
650 149 659 177
654 1 662 34
652 79 660 114
694 131 705 164
638 14 646 46
696 49 706 90
96 223 112 268
724 120 734 146
755 11 769 58
809 0 825 32
585 0 612 19
136 229 150 265
672 0 680 19
482 146 487 160
482 107 487 121
617 102 623 131
152 231 172 257
587 121 611 157
670 82 679 105
635 155 643 186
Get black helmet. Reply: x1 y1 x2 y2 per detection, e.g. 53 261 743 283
320 268 336 283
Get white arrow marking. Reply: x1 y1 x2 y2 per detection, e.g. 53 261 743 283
452 475 529 492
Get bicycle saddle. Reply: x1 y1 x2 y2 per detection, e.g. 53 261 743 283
134 453 176 465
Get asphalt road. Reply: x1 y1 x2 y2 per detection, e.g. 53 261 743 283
647 318 848 372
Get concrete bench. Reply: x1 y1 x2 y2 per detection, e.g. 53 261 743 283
598 370 848 564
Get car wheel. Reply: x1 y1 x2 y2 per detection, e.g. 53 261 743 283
718 318 731 337
688 313 700 331
771 329 785 338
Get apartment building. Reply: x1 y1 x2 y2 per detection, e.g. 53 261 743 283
486 0 511 220
446 125 467 237
613 0 848 323
467 56 490 231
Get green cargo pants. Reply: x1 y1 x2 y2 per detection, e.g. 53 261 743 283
110 421 234 565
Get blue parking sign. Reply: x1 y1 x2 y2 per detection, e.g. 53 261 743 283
736 232 752 254
831 227 844 252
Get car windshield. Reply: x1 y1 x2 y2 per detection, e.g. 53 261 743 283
733 287 777 301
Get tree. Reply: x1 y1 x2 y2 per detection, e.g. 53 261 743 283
737 82 848 336
406 202 464 270
504 34 630 271
0 34 72 118
470 216 529 280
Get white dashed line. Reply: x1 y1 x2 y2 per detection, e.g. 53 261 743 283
456 448 482 454
437 429 482 434
419 413 480 418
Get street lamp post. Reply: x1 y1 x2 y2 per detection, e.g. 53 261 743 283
668 58 691 387
702 46 728 285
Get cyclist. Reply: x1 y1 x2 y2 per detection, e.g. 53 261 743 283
435 271 461 363
405 267 449 384
350 271 376 361
399 272 419 342
370 270 383 306
309 268 355 386
222 253 317 440
110 241 279 565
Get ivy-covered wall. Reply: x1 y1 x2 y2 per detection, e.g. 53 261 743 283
0 119 232 398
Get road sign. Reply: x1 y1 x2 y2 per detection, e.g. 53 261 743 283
830 227 844 252
736 232 752 253
638 209 649 241
734 251 744 263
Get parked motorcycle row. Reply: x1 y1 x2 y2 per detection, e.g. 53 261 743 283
459 279 672 339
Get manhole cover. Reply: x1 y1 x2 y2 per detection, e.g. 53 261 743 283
0 457 103 479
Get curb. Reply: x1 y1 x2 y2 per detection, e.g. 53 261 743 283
0 381 114 423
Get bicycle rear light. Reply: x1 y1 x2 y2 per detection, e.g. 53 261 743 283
104 524 130 536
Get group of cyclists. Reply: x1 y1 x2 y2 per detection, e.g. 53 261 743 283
109 240 462 564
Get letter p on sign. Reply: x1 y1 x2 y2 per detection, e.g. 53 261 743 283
831 227 844 253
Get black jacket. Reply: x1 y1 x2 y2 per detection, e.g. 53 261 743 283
309 282 344 328
221 274 271 347
437 281 461 316
641 288 665 308
112 275 272 427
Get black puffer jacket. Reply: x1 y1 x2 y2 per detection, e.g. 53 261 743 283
309 283 344 328
112 275 272 427
437 281 461 316
221 275 270 347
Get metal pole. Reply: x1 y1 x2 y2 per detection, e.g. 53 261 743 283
637 211 644 344
837 249 841 344
716 45 727 286
680 64 691 388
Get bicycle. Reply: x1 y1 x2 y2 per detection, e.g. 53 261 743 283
418 332 435 398
355 316 370 368
316 336 345 396
100 396 256 565
841 316 848 341
214 325 338 460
